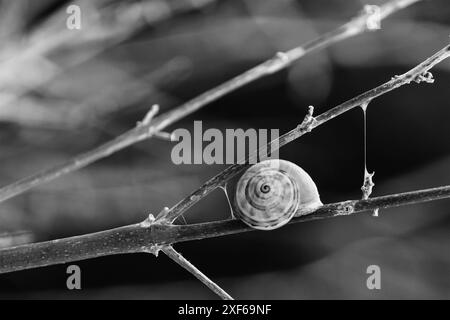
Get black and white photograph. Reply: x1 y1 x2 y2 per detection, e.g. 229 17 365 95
0 0 449 304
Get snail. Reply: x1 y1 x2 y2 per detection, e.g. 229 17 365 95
234 159 322 230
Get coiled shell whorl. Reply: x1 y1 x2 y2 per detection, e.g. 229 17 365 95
234 159 322 230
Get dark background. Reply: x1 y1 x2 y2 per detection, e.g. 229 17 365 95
0 0 449 299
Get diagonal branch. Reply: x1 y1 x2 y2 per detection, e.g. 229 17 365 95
157 43 450 224
1 183 450 274
0 0 420 204
162 245 234 300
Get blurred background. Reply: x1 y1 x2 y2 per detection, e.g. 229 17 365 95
0 0 449 299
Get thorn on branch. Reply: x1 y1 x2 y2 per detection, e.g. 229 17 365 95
141 213 156 228
265 51 290 74
298 105 317 133
138 104 160 127
143 243 163 256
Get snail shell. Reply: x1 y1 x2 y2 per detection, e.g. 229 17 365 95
234 159 322 230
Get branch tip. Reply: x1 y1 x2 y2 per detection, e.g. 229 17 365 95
139 104 160 126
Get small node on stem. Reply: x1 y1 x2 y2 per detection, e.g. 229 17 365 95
336 201 355 216
413 71 434 84
154 131 177 142
141 213 156 228
298 105 316 133
363 5 381 31
265 51 290 74
142 244 163 256
372 208 380 217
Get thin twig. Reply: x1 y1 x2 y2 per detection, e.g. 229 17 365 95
0 0 420 204
1 183 450 274
157 43 450 223
162 245 234 300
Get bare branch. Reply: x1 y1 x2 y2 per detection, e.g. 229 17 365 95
162 246 234 300
0 0 420 204
1 41 449 278
1 183 450 274
157 43 450 224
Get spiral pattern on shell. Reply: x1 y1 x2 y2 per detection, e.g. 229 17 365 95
235 159 322 230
